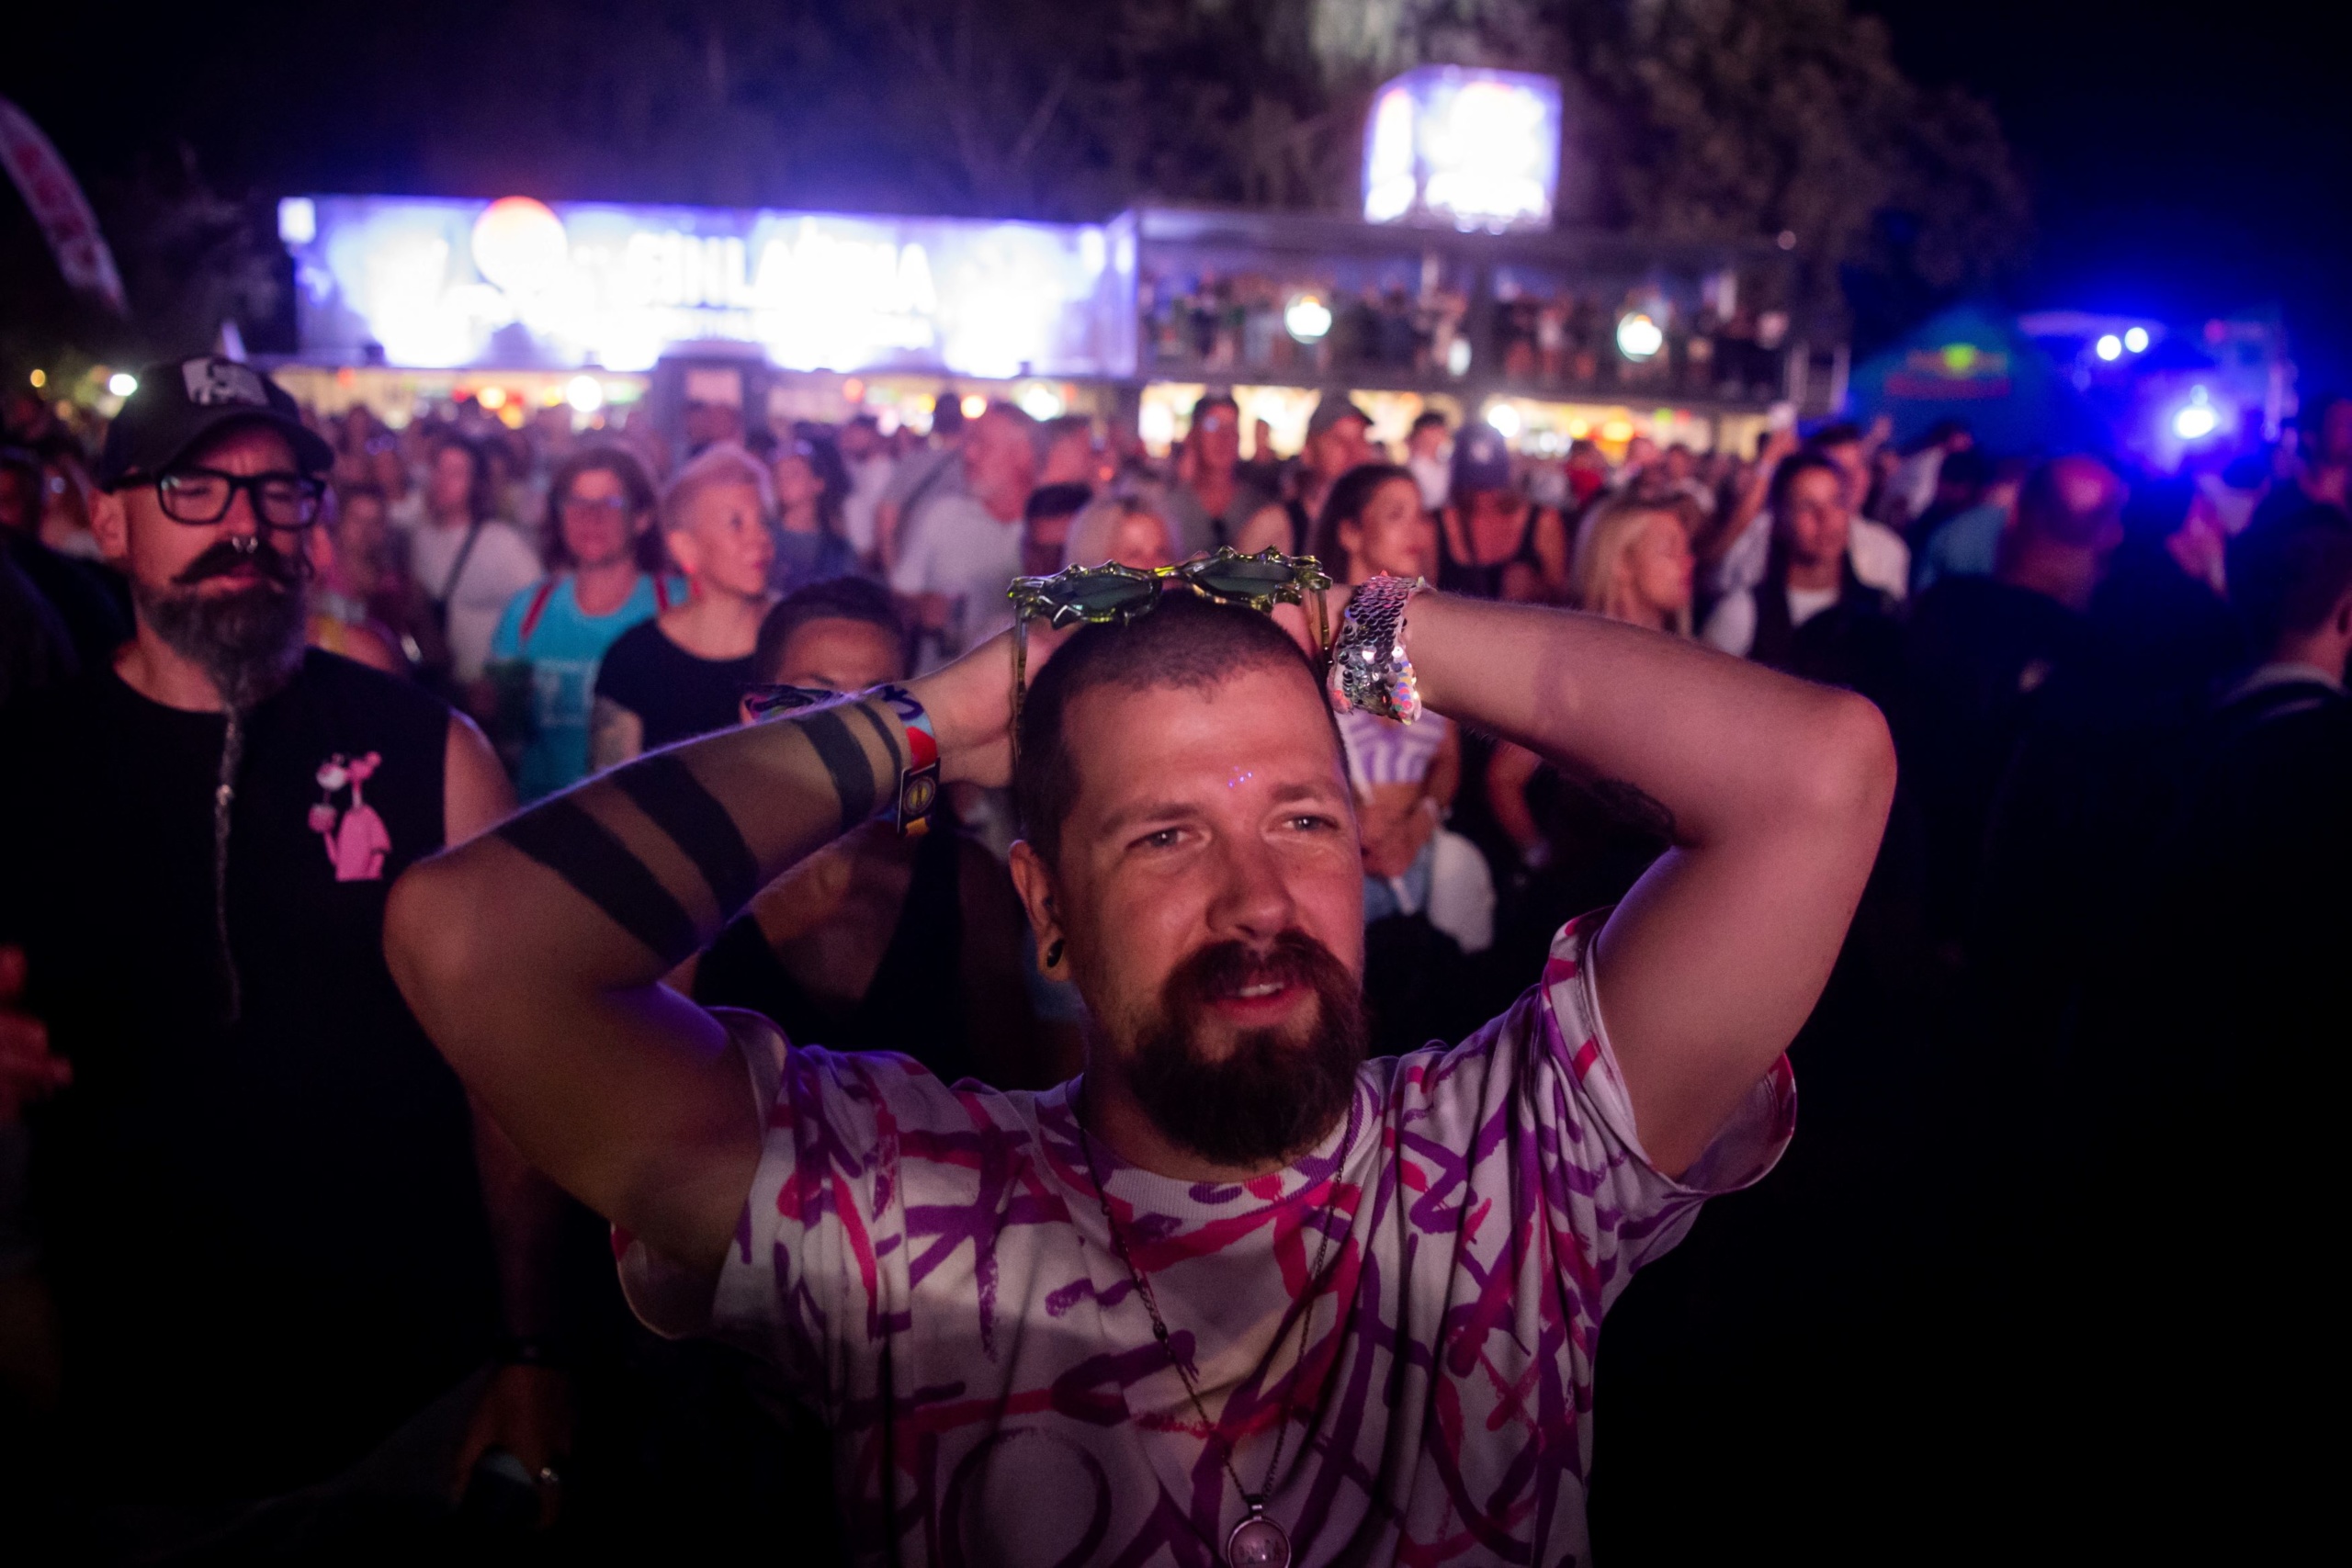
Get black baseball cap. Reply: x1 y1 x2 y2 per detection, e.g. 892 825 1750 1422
95 356 334 491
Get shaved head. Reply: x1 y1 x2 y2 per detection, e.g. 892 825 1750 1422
2018 456 2125 548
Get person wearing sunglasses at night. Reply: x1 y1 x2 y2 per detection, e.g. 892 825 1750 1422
0 359 573 1556
386 535 1893 1566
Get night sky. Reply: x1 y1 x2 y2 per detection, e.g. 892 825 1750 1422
8 1 2346 390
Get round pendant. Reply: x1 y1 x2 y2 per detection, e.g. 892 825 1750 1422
1226 1506 1292 1568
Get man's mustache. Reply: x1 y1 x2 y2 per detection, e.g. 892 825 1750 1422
173 536 305 588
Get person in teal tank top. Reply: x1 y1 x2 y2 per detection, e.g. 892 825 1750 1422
485 445 684 798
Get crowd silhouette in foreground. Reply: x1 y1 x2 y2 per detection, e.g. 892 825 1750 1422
2 363 2346 1562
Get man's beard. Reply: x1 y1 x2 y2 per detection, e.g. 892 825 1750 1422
1103 929 1367 1168
133 537 310 709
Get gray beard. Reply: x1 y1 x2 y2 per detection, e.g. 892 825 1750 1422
133 576 310 710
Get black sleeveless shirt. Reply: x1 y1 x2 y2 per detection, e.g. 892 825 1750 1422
0 650 499 1502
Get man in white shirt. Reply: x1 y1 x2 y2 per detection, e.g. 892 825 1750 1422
387 575 1894 1568
1703 452 1893 671
837 415 895 562
1710 423 1909 605
404 436 543 683
1404 411 1452 512
888 402 1035 669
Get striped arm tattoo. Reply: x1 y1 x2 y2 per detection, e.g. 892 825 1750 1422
495 698 896 964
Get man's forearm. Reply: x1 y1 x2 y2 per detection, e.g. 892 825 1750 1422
1406 591 1893 1174
387 694 910 1251
1408 592 1873 848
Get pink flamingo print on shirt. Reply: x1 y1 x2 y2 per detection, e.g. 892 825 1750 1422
308 751 392 882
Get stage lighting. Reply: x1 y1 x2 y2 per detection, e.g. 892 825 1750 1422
564 375 605 414
1486 402 1521 438
2171 386 2220 441
2123 326 2150 354
2096 333 2123 361
107 372 137 397
1615 312 1664 361
1283 292 1334 344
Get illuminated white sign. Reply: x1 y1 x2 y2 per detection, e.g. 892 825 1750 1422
1363 67 1562 234
283 195 1134 378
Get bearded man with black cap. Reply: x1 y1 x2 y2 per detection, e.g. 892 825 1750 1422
0 359 569 1558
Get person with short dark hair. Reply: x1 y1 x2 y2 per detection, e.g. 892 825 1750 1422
487 446 683 797
1164 393 1284 557
1703 452 1902 699
683 578 1052 1089
1020 480 1093 576
1901 456 2125 944
387 548 1894 1563
0 358 567 1554
1710 423 1910 605
1242 394 1379 556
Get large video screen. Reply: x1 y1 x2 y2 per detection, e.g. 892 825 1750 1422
280 195 1136 378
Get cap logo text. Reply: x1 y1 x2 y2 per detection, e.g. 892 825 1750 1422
181 358 269 408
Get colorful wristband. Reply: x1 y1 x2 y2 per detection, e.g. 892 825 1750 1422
870 683 941 836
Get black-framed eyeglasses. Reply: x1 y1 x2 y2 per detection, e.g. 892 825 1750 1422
154 468 326 529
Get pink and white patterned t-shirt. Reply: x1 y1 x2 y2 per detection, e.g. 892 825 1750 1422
624 913 1793 1565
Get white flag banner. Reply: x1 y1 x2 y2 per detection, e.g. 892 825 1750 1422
0 94 128 316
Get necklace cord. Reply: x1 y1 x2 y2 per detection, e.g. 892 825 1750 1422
1074 1085 1354 1517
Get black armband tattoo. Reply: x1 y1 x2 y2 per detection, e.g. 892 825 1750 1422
612 754 760 917
498 798 700 964
843 698 907 778
795 705 878 834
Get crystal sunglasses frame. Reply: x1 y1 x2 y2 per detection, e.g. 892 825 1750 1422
1004 547 1336 753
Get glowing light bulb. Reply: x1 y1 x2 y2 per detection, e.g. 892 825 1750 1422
28 368 46 389
1284 292 1334 344
2096 334 2123 361
107 372 137 397
1615 312 1664 362
565 375 605 414
2123 326 2150 354
1017 383 1065 422
1486 402 1521 438
2172 387 2219 441
476 385 508 410
960 393 989 421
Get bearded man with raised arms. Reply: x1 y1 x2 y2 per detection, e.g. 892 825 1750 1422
387 557 1894 1565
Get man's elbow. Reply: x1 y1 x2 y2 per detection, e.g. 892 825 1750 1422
1796 691 1898 832
384 853 492 1039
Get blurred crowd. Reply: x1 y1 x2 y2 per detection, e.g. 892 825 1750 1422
3 361 2347 1560
1143 264 1792 404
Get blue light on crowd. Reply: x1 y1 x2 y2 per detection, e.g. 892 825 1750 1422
2123 325 2151 354
2172 386 2220 442
2096 333 2123 361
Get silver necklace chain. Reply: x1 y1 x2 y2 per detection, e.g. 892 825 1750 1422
1074 1084 1354 1523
